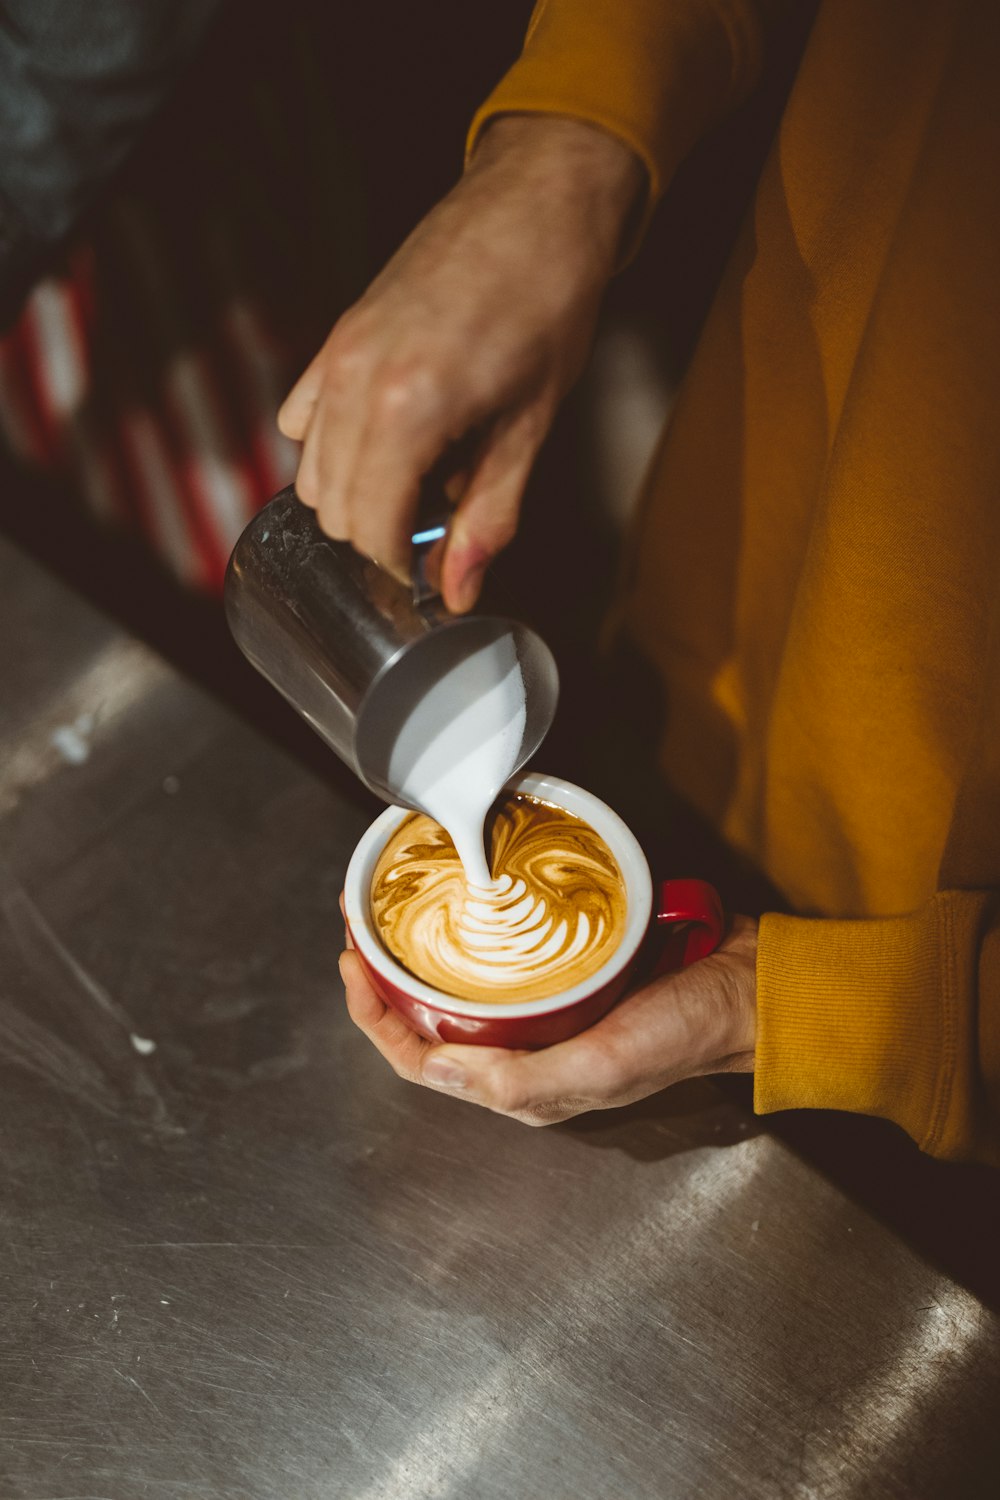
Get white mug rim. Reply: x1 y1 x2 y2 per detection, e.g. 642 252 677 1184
343 771 652 1019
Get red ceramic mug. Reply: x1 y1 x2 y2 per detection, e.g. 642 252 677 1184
343 771 724 1049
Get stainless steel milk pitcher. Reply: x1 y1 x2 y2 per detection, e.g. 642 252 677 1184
224 487 559 811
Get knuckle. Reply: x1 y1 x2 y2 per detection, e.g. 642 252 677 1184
513 1097 578 1127
276 403 300 440
370 376 413 422
325 307 368 360
323 343 365 393
489 1068 531 1117
578 1034 621 1095
457 510 515 562
316 326 371 396
481 510 518 551
371 362 439 424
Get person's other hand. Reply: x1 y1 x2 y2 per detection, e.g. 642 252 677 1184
339 917 757 1125
278 115 643 613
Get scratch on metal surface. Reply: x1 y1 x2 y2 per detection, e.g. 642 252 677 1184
0 1003 121 1117
0 637 164 815
0 877 179 1131
792 1278 995 1494
4 886 134 1030
123 1242 313 1250
646 1316 711 1357
347 1143 772 1500
112 1367 163 1419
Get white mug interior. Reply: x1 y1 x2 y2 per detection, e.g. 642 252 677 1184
343 771 653 1019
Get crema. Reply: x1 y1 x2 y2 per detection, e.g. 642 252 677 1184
370 793 627 1002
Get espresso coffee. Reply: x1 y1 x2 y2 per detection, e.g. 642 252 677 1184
370 792 627 1003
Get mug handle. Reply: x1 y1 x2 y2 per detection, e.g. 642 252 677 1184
652 879 725 975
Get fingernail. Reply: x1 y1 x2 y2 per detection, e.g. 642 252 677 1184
453 560 487 614
423 1056 468 1089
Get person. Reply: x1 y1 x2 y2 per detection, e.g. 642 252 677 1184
279 0 1000 1165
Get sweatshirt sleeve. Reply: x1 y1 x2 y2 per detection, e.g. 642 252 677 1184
466 0 780 229
755 891 1000 1166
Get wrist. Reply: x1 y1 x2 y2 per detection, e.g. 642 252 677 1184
713 915 758 1074
468 112 645 273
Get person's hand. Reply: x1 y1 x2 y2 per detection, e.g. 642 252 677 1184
278 114 644 613
339 917 757 1125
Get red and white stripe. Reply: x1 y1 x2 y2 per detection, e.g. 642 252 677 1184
0 233 298 591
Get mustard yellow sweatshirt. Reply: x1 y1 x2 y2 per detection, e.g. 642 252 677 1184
469 0 1000 1163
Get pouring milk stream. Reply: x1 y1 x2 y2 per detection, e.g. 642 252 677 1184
382 633 603 984
386 633 527 889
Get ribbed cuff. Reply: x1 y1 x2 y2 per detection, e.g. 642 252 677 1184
755 891 989 1159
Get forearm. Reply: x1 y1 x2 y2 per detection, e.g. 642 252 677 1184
468 114 646 280
468 0 782 238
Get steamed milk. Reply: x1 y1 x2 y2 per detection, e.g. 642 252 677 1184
387 634 526 888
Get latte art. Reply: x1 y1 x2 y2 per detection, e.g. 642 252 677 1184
370 793 627 1003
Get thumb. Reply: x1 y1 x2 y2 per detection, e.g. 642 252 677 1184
420 1029 616 1120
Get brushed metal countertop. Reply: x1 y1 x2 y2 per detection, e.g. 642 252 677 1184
2 536 999 1499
